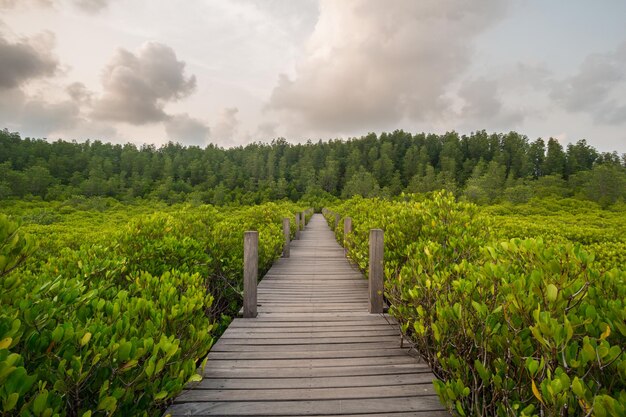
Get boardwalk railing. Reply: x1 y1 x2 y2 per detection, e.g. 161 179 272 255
242 207 315 319
166 210 446 416
322 208 385 314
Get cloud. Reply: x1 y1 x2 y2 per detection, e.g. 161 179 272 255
20 98 81 136
72 0 111 13
268 0 507 135
0 0 112 13
212 107 239 143
0 30 82 137
457 76 524 128
0 87 26 127
256 121 278 139
0 0 52 9
0 86 83 138
551 41 626 125
66 82 92 103
164 113 210 146
91 42 196 124
0 31 58 89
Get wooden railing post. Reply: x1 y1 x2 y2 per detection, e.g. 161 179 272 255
243 231 258 318
343 217 352 255
335 213 340 229
300 211 306 231
368 229 384 314
282 218 290 258
295 213 301 240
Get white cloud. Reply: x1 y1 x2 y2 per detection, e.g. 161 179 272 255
268 0 508 135
0 30 57 89
0 0 113 13
551 41 626 125
164 113 210 146
91 42 196 124
212 107 239 144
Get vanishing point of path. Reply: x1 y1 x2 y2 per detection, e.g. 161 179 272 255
165 214 448 416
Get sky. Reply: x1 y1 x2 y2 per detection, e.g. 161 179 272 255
1 0 626 153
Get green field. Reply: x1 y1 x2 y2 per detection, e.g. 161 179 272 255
1 199 309 417
325 193 625 417
1 128 626 416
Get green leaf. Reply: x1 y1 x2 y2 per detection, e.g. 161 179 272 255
0 337 12 349
546 284 558 302
33 390 48 414
154 391 168 401
80 332 92 347
571 377 584 398
3 392 19 412
188 373 202 383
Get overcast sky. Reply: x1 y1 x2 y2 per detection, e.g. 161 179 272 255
1 0 626 152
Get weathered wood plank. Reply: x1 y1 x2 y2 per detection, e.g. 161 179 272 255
195 373 434 389
207 348 410 360
164 214 446 416
167 397 446 416
210 342 413 353
175 384 435 402
243 231 258 318
201 363 430 378
203 356 417 369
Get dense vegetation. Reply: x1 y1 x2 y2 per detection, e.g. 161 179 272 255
1 128 625 416
2 129 625 207
0 199 309 416
325 193 625 417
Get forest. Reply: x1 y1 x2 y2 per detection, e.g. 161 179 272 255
1 129 625 417
1 128 625 208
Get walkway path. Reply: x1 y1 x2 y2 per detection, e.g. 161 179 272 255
165 214 447 416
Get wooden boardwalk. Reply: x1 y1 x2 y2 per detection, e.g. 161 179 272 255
165 214 447 416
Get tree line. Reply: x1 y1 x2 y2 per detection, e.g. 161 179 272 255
1 128 625 207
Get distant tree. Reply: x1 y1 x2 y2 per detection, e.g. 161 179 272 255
584 164 626 207
463 160 506 204
529 174 569 198
528 138 546 178
406 164 440 193
542 138 566 177
342 167 380 198
24 165 54 197
565 139 597 176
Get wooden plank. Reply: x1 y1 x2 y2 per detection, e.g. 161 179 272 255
282 217 290 258
164 214 446 416
368 228 384 314
175 384 435 402
215 335 402 345
243 231 258 318
202 363 430 378
207 348 410 360
195 373 434 389
210 342 414 353
219 330 399 338
302 413 450 417
224 325 396 333
203 356 417 369
167 397 446 415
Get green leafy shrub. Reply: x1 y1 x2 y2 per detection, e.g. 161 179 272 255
0 200 309 416
325 192 626 416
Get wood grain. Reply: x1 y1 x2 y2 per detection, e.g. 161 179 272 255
164 214 447 416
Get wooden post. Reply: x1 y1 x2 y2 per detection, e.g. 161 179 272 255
282 218 290 258
243 231 258 318
369 229 384 314
335 213 340 230
343 217 352 255
300 211 306 230
295 213 300 240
